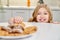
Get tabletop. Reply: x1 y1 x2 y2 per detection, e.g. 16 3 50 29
0 22 60 40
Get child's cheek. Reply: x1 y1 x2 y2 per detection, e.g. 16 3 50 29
36 16 39 22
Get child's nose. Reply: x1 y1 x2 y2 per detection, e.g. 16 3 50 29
40 15 44 18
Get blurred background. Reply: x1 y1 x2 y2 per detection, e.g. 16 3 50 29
0 0 60 22
0 0 60 7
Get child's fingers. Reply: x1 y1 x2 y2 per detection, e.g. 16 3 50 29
15 16 23 21
53 22 60 24
14 16 23 23
8 16 23 24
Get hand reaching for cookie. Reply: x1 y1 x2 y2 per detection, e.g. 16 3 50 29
8 16 23 25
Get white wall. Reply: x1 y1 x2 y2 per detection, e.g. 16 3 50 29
43 0 60 7
1 0 60 7
1 0 38 6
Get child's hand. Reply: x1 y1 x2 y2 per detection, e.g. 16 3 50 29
53 21 60 24
8 16 23 25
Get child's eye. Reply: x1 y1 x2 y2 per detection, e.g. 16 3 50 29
38 13 41 15
44 13 47 15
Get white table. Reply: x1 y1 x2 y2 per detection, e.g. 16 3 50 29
0 22 60 40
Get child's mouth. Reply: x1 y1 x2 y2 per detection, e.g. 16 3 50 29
39 18 46 22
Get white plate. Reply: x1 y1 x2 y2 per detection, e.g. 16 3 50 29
0 22 37 39
0 34 32 39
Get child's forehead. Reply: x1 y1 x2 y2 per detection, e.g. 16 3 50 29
38 7 48 12
39 7 46 10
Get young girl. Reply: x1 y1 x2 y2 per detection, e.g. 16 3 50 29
28 4 52 23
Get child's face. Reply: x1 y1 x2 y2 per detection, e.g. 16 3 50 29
36 8 49 23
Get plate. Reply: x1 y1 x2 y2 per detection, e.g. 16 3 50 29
0 34 32 39
0 22 37 39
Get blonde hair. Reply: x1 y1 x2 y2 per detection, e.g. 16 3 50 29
28 4 52 23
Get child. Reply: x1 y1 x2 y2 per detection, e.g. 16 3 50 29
28 4 52 23
9 4 59 24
